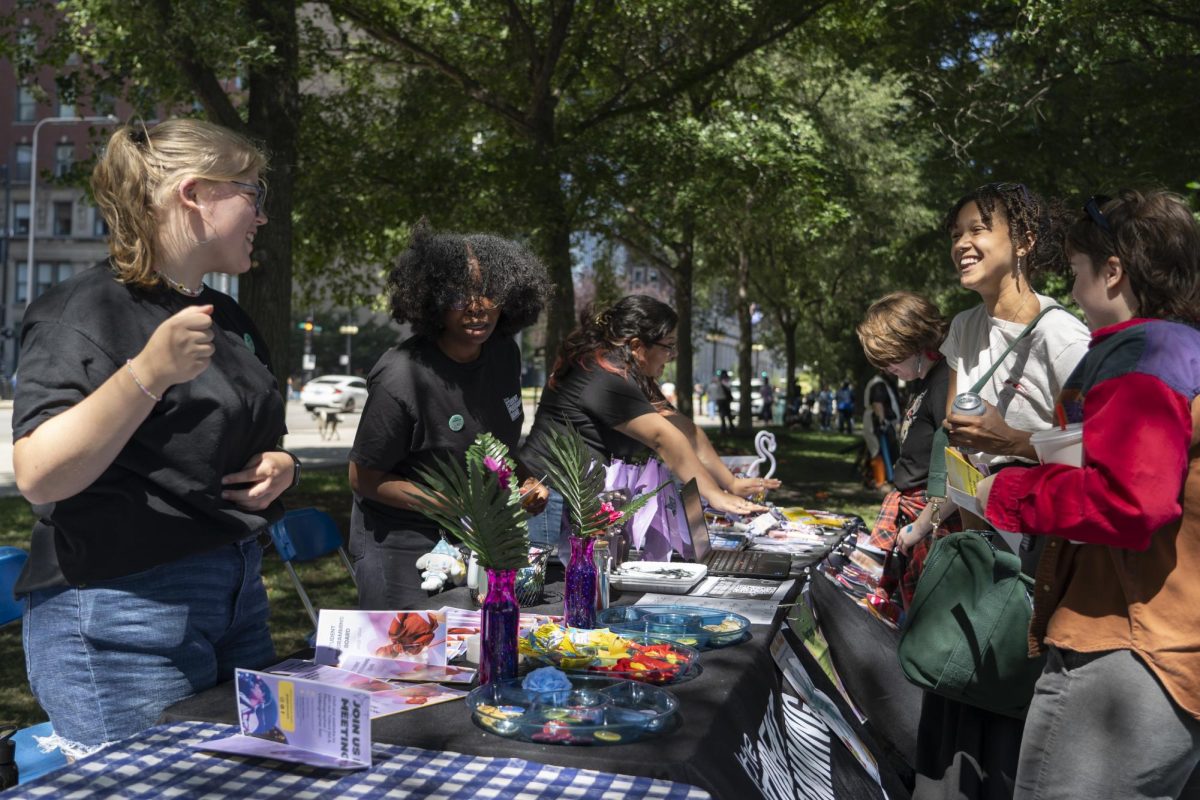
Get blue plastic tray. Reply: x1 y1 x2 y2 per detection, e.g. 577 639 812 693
596 605 752 649
468 675 678 745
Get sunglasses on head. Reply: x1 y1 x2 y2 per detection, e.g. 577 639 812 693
1083 194 1113 234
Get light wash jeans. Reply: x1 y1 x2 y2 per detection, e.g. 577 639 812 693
23 538 274 754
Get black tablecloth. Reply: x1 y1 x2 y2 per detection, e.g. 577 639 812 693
161 584 797 800
809 572 922 774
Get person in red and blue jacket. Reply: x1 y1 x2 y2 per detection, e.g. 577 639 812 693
977 189 1200 799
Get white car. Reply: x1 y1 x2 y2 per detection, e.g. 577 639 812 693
300 375 369 412
729 380 765 416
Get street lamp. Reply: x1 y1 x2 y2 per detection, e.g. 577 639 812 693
338 324 359 373
26 114 118 308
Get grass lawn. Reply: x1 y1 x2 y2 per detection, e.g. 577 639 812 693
0 424 880 728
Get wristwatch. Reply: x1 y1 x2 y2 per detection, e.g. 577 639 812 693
277 449 302 490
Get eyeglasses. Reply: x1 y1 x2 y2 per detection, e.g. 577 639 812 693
652 341 678 357
449 294 499 312
229 180 267 217
1084 194 1113 234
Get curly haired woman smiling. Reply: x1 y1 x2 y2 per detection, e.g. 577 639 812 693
348 221 552 608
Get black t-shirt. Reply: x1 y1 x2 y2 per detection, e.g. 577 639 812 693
12 263 286 592
349 334 524 534
892 358 950 492
520 361 656 476
868 378 900 422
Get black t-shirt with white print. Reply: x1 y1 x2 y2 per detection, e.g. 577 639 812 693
892 358 951 492
349 333 524 534
12 262 286 593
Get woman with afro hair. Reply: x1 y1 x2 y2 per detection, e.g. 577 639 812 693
348 221 552 609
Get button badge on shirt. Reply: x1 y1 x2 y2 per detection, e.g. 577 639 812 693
448 414 465 431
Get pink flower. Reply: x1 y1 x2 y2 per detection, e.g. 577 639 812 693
483 456 512 490
593 501 623 527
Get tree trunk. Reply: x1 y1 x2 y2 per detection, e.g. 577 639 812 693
736 241 753 432
244 0 300 397
782 316 798 406
673 213 696 418
530 141 575 378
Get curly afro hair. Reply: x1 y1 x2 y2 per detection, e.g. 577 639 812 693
943 182 1068 287
387 219 552 338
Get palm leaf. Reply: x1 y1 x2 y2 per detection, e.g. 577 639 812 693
408 435 530 570
540 423 669 537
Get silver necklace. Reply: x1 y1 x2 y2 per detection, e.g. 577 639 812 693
159 271 204 297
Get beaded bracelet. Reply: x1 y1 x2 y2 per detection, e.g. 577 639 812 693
125 359 162 402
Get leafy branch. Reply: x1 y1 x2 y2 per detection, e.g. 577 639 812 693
409 433 530 570
541 423 669 538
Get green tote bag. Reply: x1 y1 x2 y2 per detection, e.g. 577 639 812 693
897 530 1046 717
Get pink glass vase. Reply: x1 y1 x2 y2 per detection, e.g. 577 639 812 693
563 536 598 628
479 568 520 685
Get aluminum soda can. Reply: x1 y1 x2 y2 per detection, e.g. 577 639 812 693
952 392 986 416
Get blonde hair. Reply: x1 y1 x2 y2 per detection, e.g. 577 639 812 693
857 291 948 369
91 118 267 287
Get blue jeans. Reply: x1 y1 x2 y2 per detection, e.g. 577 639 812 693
23 538 275 752
526 489 569 563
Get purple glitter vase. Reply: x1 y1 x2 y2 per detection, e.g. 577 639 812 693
564 536 598 628
479 568 520 685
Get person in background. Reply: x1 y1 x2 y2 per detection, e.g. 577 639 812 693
706 371 720 418
522 296 766 554
818 385 835 431
759 374 775 423
861 372 900 490
14 119 296 756
348 222 552 609
836 381 855 433
911 181 1090 800
856 292 957 606
976 190 1200 799
715 370 735 434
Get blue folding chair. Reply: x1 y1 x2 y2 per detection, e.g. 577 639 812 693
0 547 68 784
267 508 357 627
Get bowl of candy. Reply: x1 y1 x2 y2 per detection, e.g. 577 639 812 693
518 623 699 685
468 667 679 745
596 605 751 649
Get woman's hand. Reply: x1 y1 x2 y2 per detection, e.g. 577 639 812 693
944 400 1031 457
728 476 782 497
222 451 294 511
707 491 768 517
897 521 930 556
518 477 550 515
131 305 216 396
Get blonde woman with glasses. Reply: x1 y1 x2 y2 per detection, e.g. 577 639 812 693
13 119 296 757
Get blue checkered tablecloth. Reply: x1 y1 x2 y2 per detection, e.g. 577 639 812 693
10 721 711 799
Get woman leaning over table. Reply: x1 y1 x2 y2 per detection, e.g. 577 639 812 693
909 183 1090 800
976 190 1200 799
521 294 767 557
347 222 551 610
13 119 296 756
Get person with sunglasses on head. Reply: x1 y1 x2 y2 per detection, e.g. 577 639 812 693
13 119 294 757
974 190 1200 799
908 182 1091 799
348 221 552 609
522 294 768 559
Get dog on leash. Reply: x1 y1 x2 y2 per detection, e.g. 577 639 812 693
313 408 341 440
